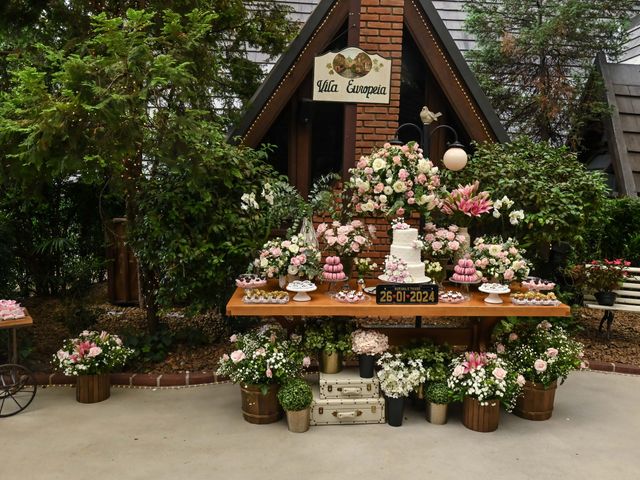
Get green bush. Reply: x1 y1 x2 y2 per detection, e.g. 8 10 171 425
424 381 450 404
445 137 610 269
400 342 452 382
303 319 354 354
277 378 313 411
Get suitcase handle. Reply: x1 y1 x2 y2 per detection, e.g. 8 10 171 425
339 387 362 394
334 410 362 418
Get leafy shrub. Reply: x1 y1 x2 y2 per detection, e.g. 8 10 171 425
277 378 313 411
304 319 354 354
400 342 452 382
123 326 175 365
445 137 610 269
424 381 450 404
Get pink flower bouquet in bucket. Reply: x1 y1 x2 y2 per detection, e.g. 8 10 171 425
316 219 376 257
351 329 390 356
53 331 133 376
440 181 493 227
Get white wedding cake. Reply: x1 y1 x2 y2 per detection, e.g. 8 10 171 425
382 220 430 283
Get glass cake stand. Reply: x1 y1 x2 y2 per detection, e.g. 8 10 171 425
448 278 482 301
322 276 350 294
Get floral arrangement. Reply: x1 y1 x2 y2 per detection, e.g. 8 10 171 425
570 259 631 293
316 219 375 257
440 181 493 226
391 217 411 230
351 329 389 356
376 352 426 398
447 352 524 411
497 320 585 388
424 260 445 284
422 223 465 258
216 324 309 392
383 254 412 283
354 257 378 278
254 235 321 279
0 299 25 320
53 331 133 376
401 343 452 382
471 236 530 283
347 141 441 217
491 195 525 225
303 320 354 354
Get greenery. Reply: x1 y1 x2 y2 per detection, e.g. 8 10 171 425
123 326 175 365
497 320 584 388
568 260 631 293
424 381 450 405
446 138 610 269
465 0 635 144
277 378 313 412
399 342 452 383
304 320 354 354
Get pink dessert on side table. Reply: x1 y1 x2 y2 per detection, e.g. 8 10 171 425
323 256 347 281
0 300 25 321
451 258 480 283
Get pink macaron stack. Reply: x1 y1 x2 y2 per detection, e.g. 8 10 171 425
451 258 479 283
323 256 346 281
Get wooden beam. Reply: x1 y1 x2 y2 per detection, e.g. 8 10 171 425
342 0 360 177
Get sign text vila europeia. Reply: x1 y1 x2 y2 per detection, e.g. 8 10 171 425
313 47 391 104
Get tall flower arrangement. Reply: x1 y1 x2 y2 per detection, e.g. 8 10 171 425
422 223 466 258
440 181 493 227
53 331 133 376
347 141 441 217
216 325 309 393
497 321 585 387
376 352 426 398
447 352 524 411
316 219 376 257
254 235 321 279
471 236 530 282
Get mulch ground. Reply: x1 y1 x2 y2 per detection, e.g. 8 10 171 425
8 285 640 373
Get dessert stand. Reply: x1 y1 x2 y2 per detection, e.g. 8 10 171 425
478 284 511 304
323 277 350 294
448 278 481 301
286 282 318 302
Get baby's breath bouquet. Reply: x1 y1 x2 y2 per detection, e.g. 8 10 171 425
217 325 310 393
448 352 523 411
53 331 133 376
376 353 426 398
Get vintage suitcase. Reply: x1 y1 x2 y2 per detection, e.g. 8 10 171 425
310 385 385 425
319 369 380 399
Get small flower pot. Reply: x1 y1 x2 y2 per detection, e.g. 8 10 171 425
595 291 617 306
286 408 310 433
514 380 557 421
76 374 111 404
462 396 500 432
426 402 448 425
320 350 343 374
385 396 406 427
240 384 283 424
358 354 375 378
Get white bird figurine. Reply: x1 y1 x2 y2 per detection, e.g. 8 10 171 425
420 106 442 125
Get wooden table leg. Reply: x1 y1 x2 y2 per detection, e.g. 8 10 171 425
11 328 18 364
478 317 500 352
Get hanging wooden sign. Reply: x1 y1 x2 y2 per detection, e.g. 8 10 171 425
313 47 391 104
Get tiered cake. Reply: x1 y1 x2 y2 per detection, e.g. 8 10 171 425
451 258 480 283
383 222 429 283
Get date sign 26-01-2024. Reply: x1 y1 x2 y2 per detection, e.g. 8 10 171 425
376 284 439 305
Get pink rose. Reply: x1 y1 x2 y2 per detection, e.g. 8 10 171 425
396 208 405 216
354 235 366 245
281 240 291 248
425 234 436 242
291 257 301 266
449 240 460 251
230 334 238 343
508 333 518 342
393 155 402 165
374 183 384 194
357 159 367 169
504 269 514 281
432 241 443 252
230 350 246 363
492 367 507 380
303 356 311 368
222 353 230 361
87 346 102 358
351 220 363 228
351 241 361 252
546 348 558 358
327 235 338 246
337 225 352 235
417 173 427 184
452 365 465 377
337 234 348 246
517 375 526 387
266 368 273 378
496 343 505 354
534 359 548 372
316 223 328 235
407 197 416 204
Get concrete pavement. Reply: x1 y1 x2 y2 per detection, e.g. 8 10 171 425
1 371 638 480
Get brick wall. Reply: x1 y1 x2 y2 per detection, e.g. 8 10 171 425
354 0 404 161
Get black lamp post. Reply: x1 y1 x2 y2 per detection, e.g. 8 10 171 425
389 110 468 171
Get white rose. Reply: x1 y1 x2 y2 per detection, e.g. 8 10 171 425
289 244 300 253
417 159 430 173
383 186 393 195
392 181 407 193
372 158 387 172
260 258 269 268
379 194 387 204
416 195 428 205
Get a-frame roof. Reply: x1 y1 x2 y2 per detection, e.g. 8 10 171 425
230 0 508 146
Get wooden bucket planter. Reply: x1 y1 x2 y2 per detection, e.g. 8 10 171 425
514 380 557 421
462 396 500 432
240 384 283 424
76 374 111 404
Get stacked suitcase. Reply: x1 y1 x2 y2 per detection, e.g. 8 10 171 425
310 369 385 425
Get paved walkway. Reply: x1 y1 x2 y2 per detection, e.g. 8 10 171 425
1 371 638 480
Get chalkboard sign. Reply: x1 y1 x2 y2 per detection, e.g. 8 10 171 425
376 284 439 305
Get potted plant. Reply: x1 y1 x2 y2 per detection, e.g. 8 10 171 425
53 330 133 404
498 320 585 420
304 320 353 374
351 329 389 378
277 378 314 433
448 352 523 432
217 324 310 424
376 353 426 427
571 259 631 305
424 381 450 425
401 342 452 401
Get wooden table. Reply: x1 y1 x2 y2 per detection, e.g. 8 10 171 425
0 311 33 364
226 282 570 350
